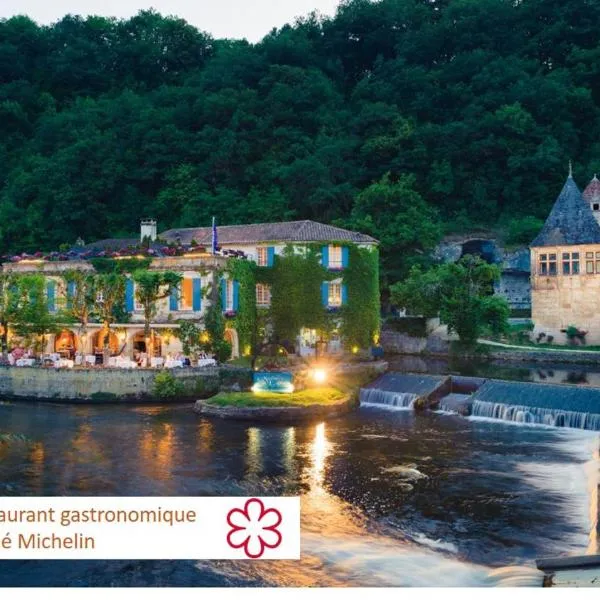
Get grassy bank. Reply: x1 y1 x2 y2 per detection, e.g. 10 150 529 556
205 387 346 408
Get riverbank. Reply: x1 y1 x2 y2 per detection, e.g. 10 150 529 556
0 365 252 403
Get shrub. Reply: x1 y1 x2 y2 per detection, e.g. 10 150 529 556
153 371 184 398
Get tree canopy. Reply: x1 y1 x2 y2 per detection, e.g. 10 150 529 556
1 1 600 282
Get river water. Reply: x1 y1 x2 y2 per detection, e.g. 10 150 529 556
0 400 598 586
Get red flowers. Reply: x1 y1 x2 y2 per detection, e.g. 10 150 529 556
226 498 283 559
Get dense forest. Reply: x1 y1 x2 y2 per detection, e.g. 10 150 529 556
1 0 600 283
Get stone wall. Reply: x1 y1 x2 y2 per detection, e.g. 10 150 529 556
0 366 252 402
531 243 600 345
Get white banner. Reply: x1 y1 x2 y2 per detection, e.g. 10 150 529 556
0 496 300 560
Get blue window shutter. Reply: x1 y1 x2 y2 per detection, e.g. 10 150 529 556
220 278 227 311
66 281 75 309
267 246 275 267
125 279 135 312
321 282 329 307
342 283 348 305
193 278 202 312
322 245 329 268
342 247 349 268
233 281 240 311
47 281 56 312
169 285 179 311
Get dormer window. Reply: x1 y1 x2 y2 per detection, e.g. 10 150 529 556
594 204 599 211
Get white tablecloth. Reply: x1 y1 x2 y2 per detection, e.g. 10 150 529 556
164 359 183 368
197 358 217 367
16 358 35 367
151 357 165 368
85 354 97 366
108 357 137 369
55 359 74 369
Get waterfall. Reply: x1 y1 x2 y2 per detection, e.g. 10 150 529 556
472 400 600 431
360 388 418 409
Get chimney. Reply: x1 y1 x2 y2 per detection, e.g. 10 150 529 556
140 219 157 242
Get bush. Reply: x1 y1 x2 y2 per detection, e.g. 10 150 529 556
505 216 544 246
153 371 185 398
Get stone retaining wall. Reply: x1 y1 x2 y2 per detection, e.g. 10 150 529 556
194 395 357 423
0 366 252 402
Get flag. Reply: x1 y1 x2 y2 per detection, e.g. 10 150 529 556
211 216 218 255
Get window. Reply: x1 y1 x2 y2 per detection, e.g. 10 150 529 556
257 247 268 267
226 280 234 311
134 286 143 312
256 283 271 307
538 253 556 276
594 204 599 211
180 278 194 310
328 282 342 307
562 252 579 275
328 245 343 269
586 252 595 274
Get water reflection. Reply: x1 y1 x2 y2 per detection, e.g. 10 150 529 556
0 402 597 586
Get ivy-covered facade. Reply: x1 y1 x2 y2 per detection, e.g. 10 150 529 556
1 219 379 360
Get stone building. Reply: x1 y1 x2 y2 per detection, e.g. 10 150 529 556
531 171 600 344
2 220 378 362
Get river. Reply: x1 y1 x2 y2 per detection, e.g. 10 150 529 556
0 399 598 586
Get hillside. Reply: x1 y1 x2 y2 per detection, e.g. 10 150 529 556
1 0 599 283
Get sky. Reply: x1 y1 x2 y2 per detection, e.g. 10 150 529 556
0 0 342 42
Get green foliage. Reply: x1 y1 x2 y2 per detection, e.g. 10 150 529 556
504 216 545 246
93 273 126 329
203 278 231 362
10 274 62 351
3 2 600 283
90 258 152 274
206 387 345 408
132 269 181 336
340 245 380 349
391 255 510 347
63 270 97 331
175 320 203 358
227 259 257 354
339 173 442 283
153 370 185 398
269 246 329 343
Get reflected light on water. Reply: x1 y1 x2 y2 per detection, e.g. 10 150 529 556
282 427 295 476
310 422 328 491
139 422 176 481
196 420 214 454
246 427 262 476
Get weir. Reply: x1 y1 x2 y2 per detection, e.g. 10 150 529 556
470 380 600 431
360 372 600 431
359 373 449 409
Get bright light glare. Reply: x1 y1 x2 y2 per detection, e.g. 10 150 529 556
313 368 327 384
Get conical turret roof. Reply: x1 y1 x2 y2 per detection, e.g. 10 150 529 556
531 176 600 247
583 174 600 204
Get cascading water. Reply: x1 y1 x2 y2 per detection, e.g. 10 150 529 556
472 400 600 431
360 388 418 409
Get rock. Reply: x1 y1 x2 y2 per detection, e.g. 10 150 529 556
381 465 428 481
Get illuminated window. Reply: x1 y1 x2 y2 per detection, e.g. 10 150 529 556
328 282 342 307
328 246 343 269
96 290 104 303
538 253 556 276
257 247 268 267
256 284 271 307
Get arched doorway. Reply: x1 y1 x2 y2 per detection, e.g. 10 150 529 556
54 329 78 358
224 327 239 359
92 330 120 356
132 331 162 358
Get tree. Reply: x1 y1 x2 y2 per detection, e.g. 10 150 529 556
63 270 97 341
391 255 509 347
132 269 182 357
0 272 24 357
93 273 126 362
11 274 61 354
